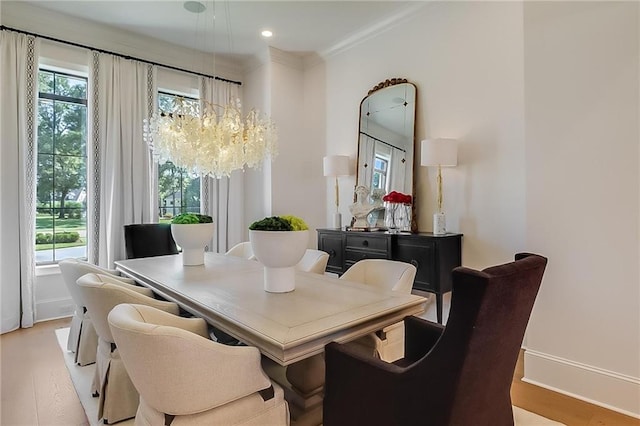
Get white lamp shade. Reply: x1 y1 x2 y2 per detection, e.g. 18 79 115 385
421 139 458 167
323 155 350 177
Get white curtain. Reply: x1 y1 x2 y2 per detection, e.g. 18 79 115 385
88 52 156 267
0 31 39 333
200 77 244 252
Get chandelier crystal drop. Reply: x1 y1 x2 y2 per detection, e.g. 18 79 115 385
143 97 277 178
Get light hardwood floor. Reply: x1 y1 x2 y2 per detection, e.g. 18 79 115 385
1 318 638 426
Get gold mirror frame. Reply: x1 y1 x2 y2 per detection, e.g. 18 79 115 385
355 78 417 232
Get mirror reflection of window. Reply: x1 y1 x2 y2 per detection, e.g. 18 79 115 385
373 155 389 192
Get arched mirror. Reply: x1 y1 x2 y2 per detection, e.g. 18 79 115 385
355 78 417 230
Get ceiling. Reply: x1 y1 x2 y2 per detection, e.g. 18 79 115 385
20 1 420 61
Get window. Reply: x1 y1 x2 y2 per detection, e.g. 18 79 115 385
36 70 88 264
372 155 389 191
157 92 201 222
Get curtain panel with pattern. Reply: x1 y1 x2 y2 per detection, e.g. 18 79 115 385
0 30 39 332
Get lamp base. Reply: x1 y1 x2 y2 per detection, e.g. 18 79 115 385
433 213 446 235
332 212 342 229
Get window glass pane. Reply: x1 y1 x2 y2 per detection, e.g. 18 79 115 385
54 74 87 99
35 208 54 263
37 153 55 207
183 173 201 213
158 92 199 114
37 99 54 154
53 102 86 156
39 71 54 94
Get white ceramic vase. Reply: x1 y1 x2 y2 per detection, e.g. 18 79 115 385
171 222 215 266
249 230 309 293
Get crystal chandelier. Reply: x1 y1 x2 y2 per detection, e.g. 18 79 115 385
143 97 277 178
143 1 277 179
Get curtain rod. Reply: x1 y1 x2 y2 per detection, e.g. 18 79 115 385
0 25 242 86
360 131 406 153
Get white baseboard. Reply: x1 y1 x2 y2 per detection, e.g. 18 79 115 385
35 297 75 323
523 348 640 418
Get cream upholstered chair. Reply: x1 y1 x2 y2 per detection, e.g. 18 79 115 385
77 273 180 424
296 249 330 274
108 303 290 426
225 241 255 259
340 259 417 362
59 258 136 366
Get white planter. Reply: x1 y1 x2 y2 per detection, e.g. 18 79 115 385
171 223 215 266
249 230 309 293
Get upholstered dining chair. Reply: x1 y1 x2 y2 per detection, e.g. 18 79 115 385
225 241 255 259
59 258 136 366
296 249 330 274
323 253 548 426
76 273 180 424
339 259 417 362
123 223 179 259
108 303 290 425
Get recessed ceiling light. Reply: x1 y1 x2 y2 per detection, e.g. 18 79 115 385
184 1 206 14
261 30 273 38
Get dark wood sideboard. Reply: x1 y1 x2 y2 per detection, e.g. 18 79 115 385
317 229 462 324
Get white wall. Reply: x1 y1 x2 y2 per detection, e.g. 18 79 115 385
523 2 639 416
315 0 639 417
242 48 326 243
242 56 272 237
323 1 527 266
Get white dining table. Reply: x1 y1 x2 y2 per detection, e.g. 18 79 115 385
115 252 427 425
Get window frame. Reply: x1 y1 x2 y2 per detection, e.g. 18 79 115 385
36 68 88 265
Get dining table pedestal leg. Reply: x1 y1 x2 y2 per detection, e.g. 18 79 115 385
262 354 325 426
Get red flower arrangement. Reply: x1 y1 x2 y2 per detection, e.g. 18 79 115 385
382 191 412 204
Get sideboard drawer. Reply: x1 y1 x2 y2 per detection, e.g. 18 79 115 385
345 234 390 253
344 249 389 263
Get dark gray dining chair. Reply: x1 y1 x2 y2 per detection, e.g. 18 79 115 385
123 223 179 259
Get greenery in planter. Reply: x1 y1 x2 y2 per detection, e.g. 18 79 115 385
249 215 309 231
171 213 213 224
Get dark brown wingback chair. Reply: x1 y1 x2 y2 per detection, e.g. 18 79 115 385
323 253 547 426
124 223 179 259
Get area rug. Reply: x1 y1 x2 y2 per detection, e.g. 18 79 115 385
56 327 563 426
55 327 134 426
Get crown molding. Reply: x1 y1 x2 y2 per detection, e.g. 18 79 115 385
242 46 305 74
319 2 430 59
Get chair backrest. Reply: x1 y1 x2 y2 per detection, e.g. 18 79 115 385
108 303 272 415
124 223 179 259
76 273 179 342
410 253 548 425
296 249 330 274
340 259 416 294
59 258 128 307
225 242 254 259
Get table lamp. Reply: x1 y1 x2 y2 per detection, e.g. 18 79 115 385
421 139 457 235
323 155 350 229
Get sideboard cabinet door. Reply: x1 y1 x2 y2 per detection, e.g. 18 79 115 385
394 235 436 292
317 229 344 275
